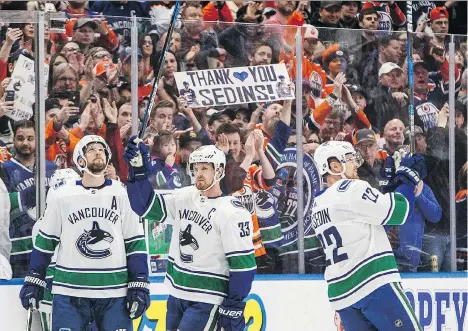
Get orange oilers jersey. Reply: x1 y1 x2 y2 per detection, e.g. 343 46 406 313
232 164 271 257
0 146 11 163
45 120 81 168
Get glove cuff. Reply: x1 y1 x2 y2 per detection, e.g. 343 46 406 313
396 166 421 181
222 299 245 309
128 281 150 289
24 276 46 288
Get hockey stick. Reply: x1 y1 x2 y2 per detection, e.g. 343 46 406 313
26 307 32 331
138 1 182 139
406 1 416 153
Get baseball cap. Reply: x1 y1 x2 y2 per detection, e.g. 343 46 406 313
179 130 202 149
222 108 236 120
138 95 149 103
320 1 342 9
355 128 377 145
413 60 429 71
430 7 449 21
404 126 424 143
361 2 375 11
263 7 276 18
344 113 355 124
348 84 367 99
378 62 403 77
119 47 142 63
303 25 319 40
235 107 251 122
73 18 98 31
208 109 236 126
93 60 116 77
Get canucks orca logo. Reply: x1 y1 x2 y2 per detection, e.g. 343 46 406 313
76 221 114 259
179 224 199 263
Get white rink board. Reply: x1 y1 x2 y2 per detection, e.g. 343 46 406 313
1 273 466 331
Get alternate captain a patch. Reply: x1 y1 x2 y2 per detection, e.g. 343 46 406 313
76 221 114 259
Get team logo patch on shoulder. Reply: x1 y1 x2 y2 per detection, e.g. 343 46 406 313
337 180 352 192
231 199 245 209
76 221 114 259
53 180 65 190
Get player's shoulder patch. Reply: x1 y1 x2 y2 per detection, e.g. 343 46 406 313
230 198 246 210
337 179 353 192
52 180 66 190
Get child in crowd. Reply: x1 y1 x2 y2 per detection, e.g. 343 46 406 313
149 130 182 190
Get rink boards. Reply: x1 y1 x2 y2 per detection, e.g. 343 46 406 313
1 273 466 330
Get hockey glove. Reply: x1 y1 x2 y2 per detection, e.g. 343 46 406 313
380 156 398 193
218 300 245 331
124 136 152 182
395 154 426 188
399 154 427 180
395 166 421 188
126 281 150 319
19 271 46 310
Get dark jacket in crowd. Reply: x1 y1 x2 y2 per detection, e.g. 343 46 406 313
366 84 409 132
357 159 383 191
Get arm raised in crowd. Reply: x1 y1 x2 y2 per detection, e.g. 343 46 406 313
240 132 255 173
178 96 202 133
342 84 371 130
203 1 234 22
254 130 276 186
309 72 346 128
0 28 22 63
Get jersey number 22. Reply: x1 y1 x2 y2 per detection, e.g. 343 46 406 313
317 226 349 265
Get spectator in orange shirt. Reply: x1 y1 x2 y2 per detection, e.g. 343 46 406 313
43 98 80 169
286 25 328 108
265 0 306 56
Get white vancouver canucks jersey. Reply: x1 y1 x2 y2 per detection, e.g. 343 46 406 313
312 179 409 310
33 180 146 298
144 186 256 305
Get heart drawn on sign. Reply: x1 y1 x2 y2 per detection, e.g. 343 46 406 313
233 71 249 82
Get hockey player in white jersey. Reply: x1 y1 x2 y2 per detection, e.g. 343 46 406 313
0 176 12 280
313 141 423 331
19 135 150 331
33 168 81 331
123 137 256 331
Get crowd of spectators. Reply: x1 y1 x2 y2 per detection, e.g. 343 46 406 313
0 1 466 279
